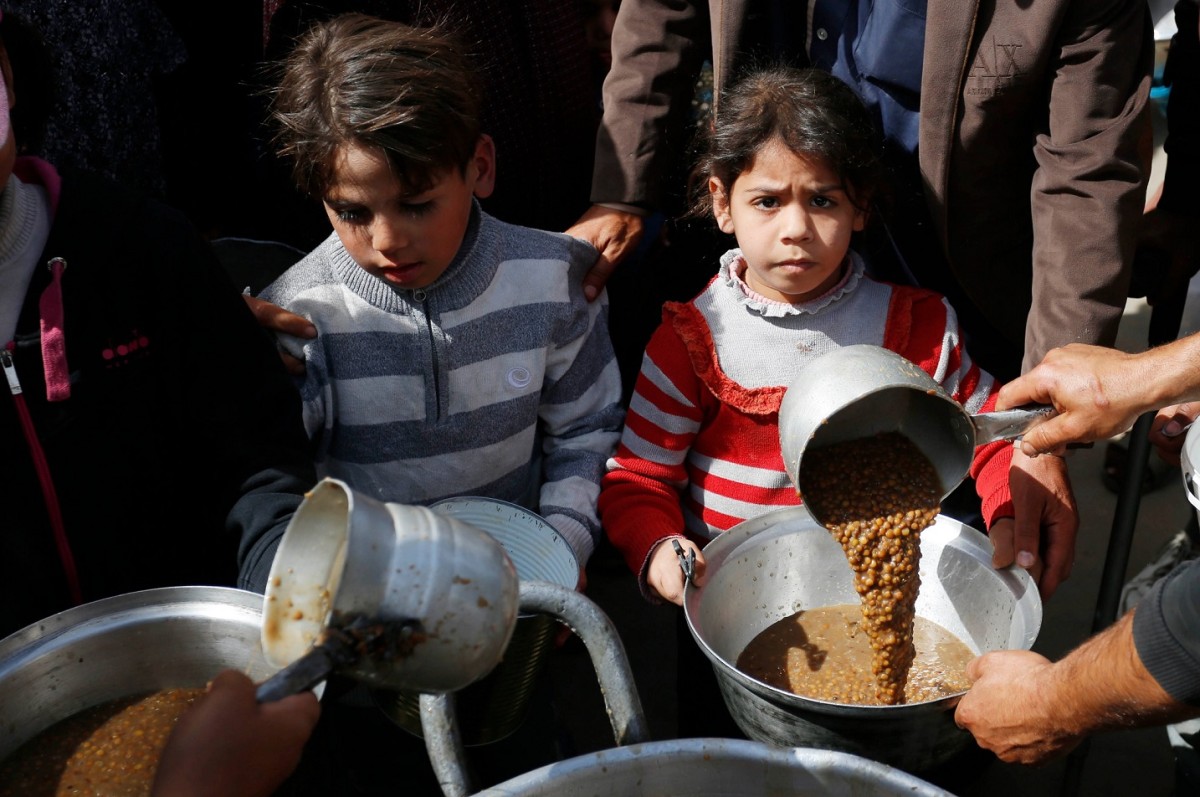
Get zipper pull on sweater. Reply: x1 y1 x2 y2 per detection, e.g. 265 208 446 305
2 345 20 394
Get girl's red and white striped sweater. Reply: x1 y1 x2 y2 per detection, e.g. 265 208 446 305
599 250 1013 590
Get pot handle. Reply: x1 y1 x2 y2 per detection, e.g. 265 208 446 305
1185 471 1200 514
971 404 1057 447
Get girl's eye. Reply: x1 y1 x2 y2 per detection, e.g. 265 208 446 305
811 195 835 209
752 197 780 210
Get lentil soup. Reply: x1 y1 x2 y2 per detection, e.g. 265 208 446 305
797 431 942 704
736 604 973 705
0 687 203 796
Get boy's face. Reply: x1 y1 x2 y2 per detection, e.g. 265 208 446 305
322 137 496 291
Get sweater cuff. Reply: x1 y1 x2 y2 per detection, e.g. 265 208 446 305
974 440 1015 529
1133 560 1200 705
544 512 595 570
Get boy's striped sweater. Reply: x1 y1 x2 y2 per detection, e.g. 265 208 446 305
262 204 625 565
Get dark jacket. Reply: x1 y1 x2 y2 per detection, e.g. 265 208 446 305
592 0 1152 376
0 168 314 637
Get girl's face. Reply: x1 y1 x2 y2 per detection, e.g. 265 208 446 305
711 137 866 304
322 136 495 290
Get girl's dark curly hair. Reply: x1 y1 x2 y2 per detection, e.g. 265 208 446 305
691 66 885 220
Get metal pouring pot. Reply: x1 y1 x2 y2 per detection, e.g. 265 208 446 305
779 344 1053 523
259 478 520 697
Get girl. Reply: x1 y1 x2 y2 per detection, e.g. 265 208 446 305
599 66 1074 607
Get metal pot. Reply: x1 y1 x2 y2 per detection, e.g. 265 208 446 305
683 506 1041 773
373 497 579 746
0 586 275 760
1181 422 1200 527
471 738 954 796
262 478 521 694
779 344 1052 525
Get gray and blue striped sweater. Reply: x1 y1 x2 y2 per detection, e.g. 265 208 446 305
261 204 625 565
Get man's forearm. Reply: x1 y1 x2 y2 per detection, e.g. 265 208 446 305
1048 612 1193 734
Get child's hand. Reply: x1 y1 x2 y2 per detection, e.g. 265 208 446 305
646 537 707 606
151 669 320 797
241 294 316 376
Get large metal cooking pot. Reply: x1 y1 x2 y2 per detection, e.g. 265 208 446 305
779 344 1052 526
683 506 1041 773
0 586 275 760
472 738 954 796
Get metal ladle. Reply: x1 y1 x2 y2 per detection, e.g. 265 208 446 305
779 345 1055 526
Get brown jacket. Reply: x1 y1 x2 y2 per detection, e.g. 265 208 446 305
593 0 1152 372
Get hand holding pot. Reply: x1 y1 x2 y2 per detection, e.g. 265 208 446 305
153 670 319 797
996 342 1192 456
988 450 1078 600
647 537 706 606
954 648 1083 765
1149 402 1200 466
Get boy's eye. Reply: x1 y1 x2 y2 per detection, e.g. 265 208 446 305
333 207 367 224
402 201 434 217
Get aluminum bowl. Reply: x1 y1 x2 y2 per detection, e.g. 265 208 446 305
0 586 276 760
683 506 1041 773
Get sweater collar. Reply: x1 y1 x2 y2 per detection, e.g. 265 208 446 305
328 199 498 312
719 248 865 318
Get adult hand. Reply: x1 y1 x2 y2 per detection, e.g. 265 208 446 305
645 537 705 606
242 294 316 376
954 650 1084 765
1149 402 1200 466
152 669 320 797
988 450 1078 600
996 344 1152 456
565 204 646 302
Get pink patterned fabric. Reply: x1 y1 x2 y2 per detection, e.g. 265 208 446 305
39 257 70 402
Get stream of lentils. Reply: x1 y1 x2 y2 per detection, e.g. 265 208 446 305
800 431 942 704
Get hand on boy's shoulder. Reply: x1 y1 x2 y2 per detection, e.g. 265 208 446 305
242 294 316 376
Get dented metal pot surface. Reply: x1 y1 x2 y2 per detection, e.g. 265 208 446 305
262 478 520 694
683 506 1041 773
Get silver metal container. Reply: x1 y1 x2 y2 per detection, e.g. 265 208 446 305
374 497 579 745
1182 422 1200 527
683 506 1041 773
779 344 1052 525
472 738 954 796
262 478 521 694
0 586 275 760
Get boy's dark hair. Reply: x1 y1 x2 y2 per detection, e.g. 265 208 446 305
271 13 483 199
691 66 885 218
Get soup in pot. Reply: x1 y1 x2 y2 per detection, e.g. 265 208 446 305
0 687 204 797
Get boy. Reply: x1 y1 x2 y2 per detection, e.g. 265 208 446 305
251 14 624 579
